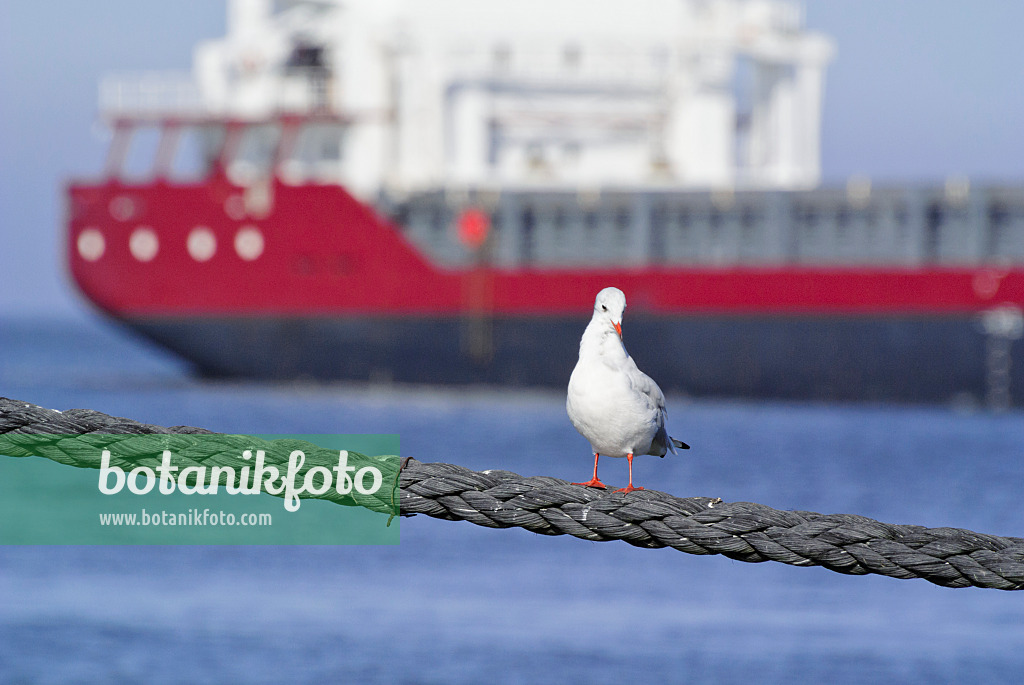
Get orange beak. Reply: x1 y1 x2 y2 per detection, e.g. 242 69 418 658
613 322 622 338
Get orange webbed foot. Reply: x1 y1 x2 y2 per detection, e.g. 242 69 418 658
573 478 608 489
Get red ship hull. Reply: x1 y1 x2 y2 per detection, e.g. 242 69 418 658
66 176 1024 404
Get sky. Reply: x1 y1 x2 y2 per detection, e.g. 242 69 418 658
1 1 1023 317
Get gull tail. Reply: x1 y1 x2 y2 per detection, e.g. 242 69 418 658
654 427 691 457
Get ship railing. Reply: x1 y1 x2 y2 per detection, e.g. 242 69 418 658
100 72 207 119
100 72 340 122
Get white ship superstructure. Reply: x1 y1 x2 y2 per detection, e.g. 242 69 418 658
100 0 834 199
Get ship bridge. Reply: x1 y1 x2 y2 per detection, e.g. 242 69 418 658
97 0 833 199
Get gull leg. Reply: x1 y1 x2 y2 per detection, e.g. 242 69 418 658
573 453 607 489
614 453 644 494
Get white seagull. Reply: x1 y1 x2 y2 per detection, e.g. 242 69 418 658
567 287 689 493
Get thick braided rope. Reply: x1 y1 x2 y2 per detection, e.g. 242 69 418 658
0 398 400 516
3 397 1023 590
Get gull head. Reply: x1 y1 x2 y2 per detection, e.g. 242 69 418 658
592 287 626 338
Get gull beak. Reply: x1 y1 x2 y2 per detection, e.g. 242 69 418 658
613 321 622 338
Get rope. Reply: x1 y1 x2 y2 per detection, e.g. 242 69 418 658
2 396 1023 590
0 398 400 517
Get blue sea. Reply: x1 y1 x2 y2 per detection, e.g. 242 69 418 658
2 315 1023 684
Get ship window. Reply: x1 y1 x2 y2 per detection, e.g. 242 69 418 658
281 123 345 183
390 205 410 233
615 207 631 234
170 125 221 181
649 204 668 262
321 138 341 160
925 203 943 261
235 226 265 261
987 203 1009 259
709 210 721 231
740 208 759 243
129 227 159 262
431 206 447 235
520 206 535 263
552 206 566 231
798 208 817 245
835 207 850 236
741 208 758 228
228 124 281 185
893 203 907 226
121 126 162 180
798 205 817 227
77 228 105 262
285 42 327 70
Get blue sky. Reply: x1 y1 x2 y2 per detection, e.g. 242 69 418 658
1 1 1023 317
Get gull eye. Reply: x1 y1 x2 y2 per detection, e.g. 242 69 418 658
601 305 607 312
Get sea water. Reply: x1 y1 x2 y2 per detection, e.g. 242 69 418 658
1 316 1023 684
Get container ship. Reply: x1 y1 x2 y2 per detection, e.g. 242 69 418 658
67 0 1024 405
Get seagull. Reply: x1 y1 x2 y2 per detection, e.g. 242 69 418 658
567 287 689 493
